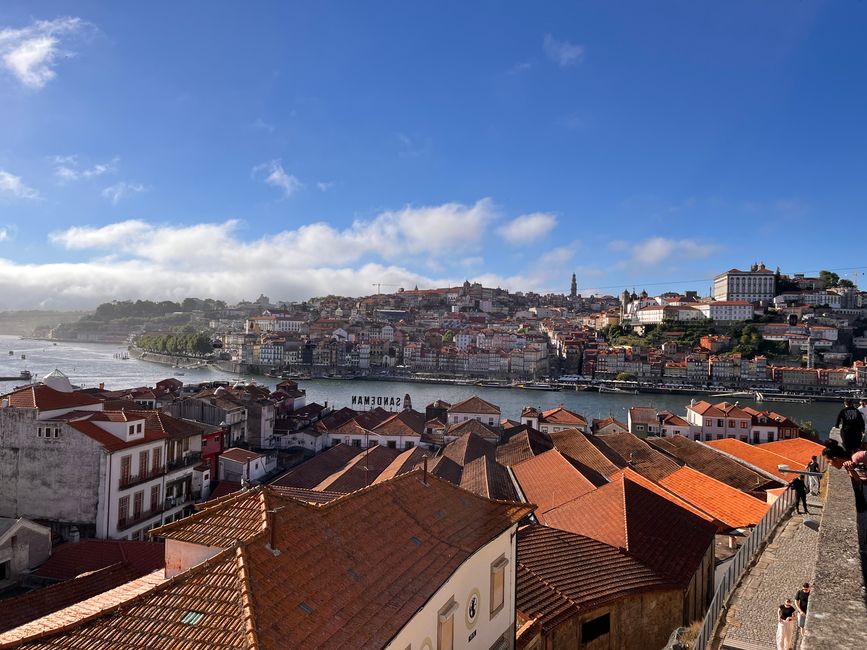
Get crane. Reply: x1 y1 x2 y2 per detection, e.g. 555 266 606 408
372 283 398 294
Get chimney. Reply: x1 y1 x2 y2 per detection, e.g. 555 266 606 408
422 455 429 486
99 383 104 390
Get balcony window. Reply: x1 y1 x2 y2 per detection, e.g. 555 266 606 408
490 555 508 617
437 598 457 650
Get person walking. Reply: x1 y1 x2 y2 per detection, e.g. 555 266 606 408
777 598 797 650
795 583 811 635
791 476 809 514
858 399 867 424
806 456 820 496
835 399 865 454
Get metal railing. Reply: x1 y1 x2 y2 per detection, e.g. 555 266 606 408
166 452 202 471
693 486 796 650
118 466 165 490
117 505 164 531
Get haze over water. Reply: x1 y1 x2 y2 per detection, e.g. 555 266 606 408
0 335 840 434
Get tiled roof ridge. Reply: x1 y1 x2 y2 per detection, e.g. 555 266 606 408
153 488 271 539
618 474 631 553
0 548 240 649
236 546 260 650
320 467 533 514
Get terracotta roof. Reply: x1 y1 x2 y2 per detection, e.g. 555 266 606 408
615 468 714 524
27 474 532 650
270 444 365 489
591 432 681 482
591 417 628 434
447 395 501 415
0 385 102 411
496 430 553 467
0 569 168 646
512 450 596 516
646 435 781 496
371 409 425 436
207 480 243 501
460 456 518 501
151 489 270 547
539 407 587 427
756 438 825 468
269 486 345 505
221 448 265 464
542 473 716 587
628 406 658 426
32 540 164 582
0 564 152 634
517 525 679 633
657 466 769 529
372 447 428 484
706 438 798 479
425 455 464 485
445 418 500 441
441 432 496 467
312 445 402 492
547 429 624 486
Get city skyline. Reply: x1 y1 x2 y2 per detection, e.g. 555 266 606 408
2 2 867 308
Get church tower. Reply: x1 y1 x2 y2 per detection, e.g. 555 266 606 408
570 273 577 299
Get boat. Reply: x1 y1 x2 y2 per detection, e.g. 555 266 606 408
754 391 813 404
20 354 25 360
0 370 31 381
520 382 561 391
599 385 639 394
7 351 12 355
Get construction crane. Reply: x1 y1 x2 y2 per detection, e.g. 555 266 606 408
372 283 398 294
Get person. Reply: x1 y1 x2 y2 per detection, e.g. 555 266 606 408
806 456 820 496
795 583 810 633
859 399 867 424
822 440 867 546
791 475 809 514
777 598 797 650
834 399 865 454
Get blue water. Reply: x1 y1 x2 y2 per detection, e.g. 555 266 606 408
0 335 841 433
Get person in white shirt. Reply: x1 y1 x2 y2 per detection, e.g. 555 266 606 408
859 399 867 425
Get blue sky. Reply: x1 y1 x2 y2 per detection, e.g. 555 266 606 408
1 1 866 308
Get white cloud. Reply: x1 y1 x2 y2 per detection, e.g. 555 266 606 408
253 160 303 198
101 181 145 204
0 170 40 200
543 34 585 67
0 227 9 242
316 181 335 192
54 155 118 181
497 212 557 244
0 17 87 89
620 237 719 266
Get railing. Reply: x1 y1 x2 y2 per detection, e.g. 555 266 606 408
166 452 202 471
164 493 194 510
692 486 796 650
118 466 165 490
117 505 164 531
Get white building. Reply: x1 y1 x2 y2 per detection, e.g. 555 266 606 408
447 396 501 427
694 300 754 322
713 266 775 303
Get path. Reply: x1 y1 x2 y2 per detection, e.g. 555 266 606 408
717 494 823 650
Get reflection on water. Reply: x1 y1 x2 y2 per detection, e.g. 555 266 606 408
0 335 841 433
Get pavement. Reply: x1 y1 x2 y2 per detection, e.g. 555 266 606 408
717 494 823 650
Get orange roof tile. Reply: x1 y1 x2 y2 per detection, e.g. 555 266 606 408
0 385 102 411
706 438 800 479
658 466 769 529
447 395 501 414
539 407 587 426
756 438 825 468
547 429 624 485
512 450 597 516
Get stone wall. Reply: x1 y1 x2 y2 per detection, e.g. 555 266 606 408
802 466 867 650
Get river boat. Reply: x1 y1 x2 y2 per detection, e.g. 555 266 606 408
520 382 561 391
0 370 31 381
754 391 813 404
20 354 25 360
598 385 639 394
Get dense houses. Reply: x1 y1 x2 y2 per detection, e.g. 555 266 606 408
0 372 833 649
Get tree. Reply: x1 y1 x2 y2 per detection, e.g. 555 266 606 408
818 270 840 288
615 371 637 382
839 279 855 288
798 420 819 441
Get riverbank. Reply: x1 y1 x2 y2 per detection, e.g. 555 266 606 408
127 345 211 369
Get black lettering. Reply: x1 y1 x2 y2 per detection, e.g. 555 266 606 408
377 397 383 405
363 396 370 405
351 396 358 406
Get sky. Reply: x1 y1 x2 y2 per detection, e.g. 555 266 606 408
1 1 866 309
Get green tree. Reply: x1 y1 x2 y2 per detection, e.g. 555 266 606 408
839 279 855 288
615 371 637 382
818 270 840 288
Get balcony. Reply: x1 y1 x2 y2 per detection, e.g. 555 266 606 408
164 493 194 510
117 505 163 531
166 452 202 472
118 466 165 490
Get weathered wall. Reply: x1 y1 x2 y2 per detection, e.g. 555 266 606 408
0 409 103 530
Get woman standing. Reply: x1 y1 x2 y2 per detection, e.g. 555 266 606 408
777 598 797 650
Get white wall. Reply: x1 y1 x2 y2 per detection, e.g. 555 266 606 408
386 525 517 650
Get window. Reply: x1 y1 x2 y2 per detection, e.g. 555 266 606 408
352 438 361 447
37 427 42 438
118 495 129 526
152 448 162 473
405 441 414 449
151 484 161 512
716 419 724 427
54 427 60 438
490 555 508 617
139 450 148 475
183 437 190 452
741 421 747 429
387 440 396 448
120 455 131 486
128 425 135 436
136 423 143 434
581 613 610 643
133 491 144 519
437 599 457 650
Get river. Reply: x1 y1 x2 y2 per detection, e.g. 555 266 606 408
0 335 842 434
